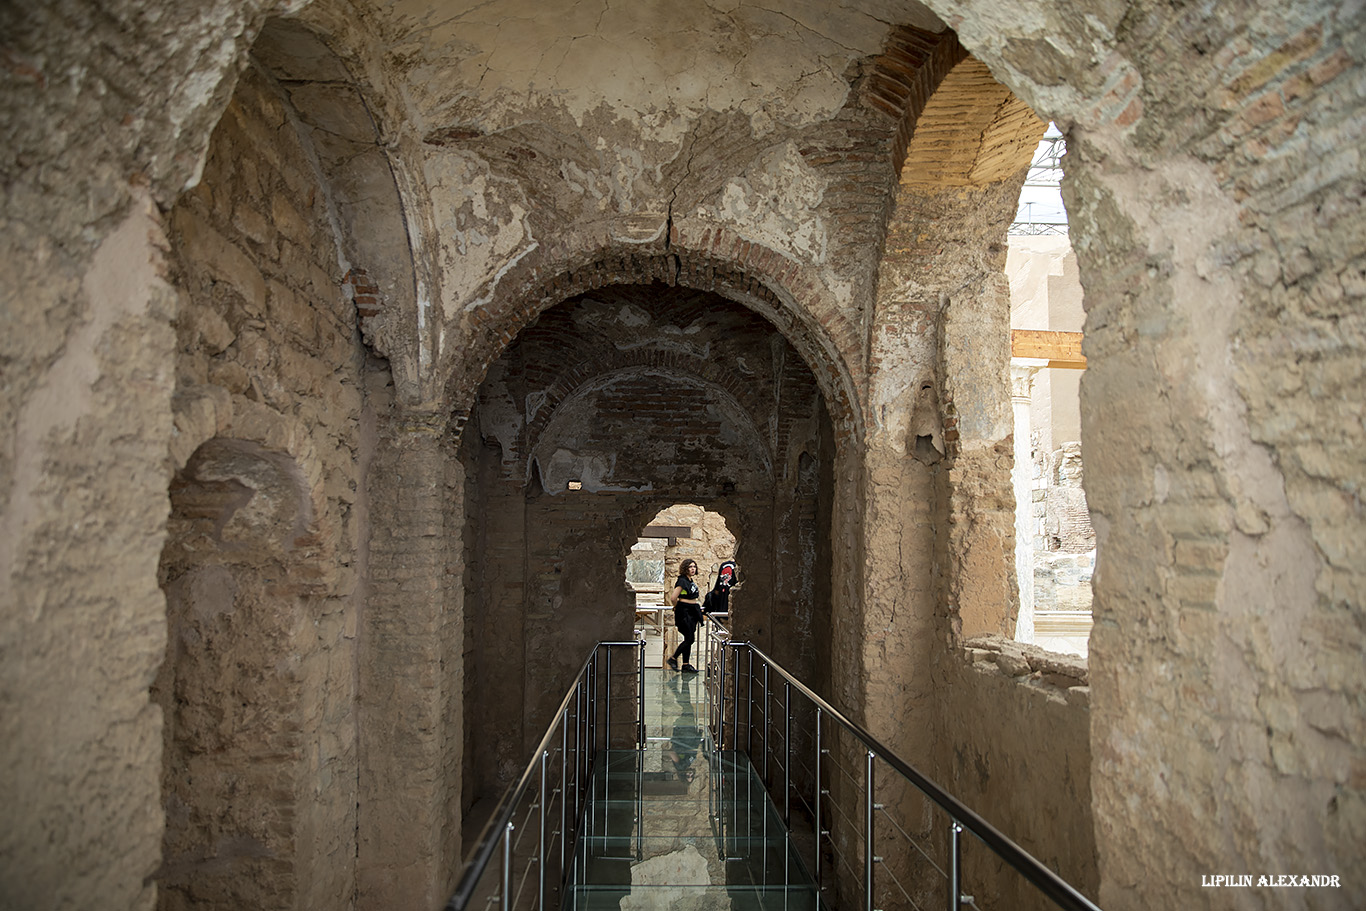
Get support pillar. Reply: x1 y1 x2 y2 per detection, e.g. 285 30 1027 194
358 404 461 909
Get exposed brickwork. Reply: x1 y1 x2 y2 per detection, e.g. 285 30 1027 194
359 408 459 909
900 56 1045 188
862 26 970 177
461 284 831 794
348 267 383 320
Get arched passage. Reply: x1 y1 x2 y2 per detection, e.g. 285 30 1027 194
441 237 865 447
457 281 837 810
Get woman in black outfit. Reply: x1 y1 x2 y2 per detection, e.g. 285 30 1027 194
667 559 705 671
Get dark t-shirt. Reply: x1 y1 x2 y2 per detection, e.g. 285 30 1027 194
674 575 702 624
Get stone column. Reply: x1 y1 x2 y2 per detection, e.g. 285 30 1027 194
358 404 460 910
1011 364 1040 644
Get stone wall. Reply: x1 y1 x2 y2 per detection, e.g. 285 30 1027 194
157 63 367 909
947 636 1096 910
935 0 1366 905
0 0 276 904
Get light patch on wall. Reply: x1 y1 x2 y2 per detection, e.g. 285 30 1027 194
392 1 939 138
426 151 536 317
567 480 582 490
708 142 829 264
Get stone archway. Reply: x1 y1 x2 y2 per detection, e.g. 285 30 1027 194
456 280 837 811
440 233 866 448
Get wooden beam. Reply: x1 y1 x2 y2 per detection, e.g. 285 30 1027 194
1012 329 1086 368
642 525 691 539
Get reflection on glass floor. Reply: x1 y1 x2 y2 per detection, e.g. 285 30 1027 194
565 669 819 910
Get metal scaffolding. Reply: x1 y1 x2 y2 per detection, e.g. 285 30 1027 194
1010 126 1069 236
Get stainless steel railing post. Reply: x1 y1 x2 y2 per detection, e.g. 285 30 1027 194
746 648 754 755
815 707 823 888
717 640 727 749
948 820 963 911
638 637 646 748
731 644 740 753
574 683 582 820
784 680 792 824
502 820 514 911
865 750 875 911
606 648 613 750
560 711 568 881
762 663 770 782
539 749 548 909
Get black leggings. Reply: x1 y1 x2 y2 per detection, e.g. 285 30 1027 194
672 611 699 664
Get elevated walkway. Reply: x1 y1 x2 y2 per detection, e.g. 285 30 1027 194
448 635 1101 911
570 670 817 908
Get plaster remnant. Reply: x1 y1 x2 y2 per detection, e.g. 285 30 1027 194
430 152 535 317
709 141 829 264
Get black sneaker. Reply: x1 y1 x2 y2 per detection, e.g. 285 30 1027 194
667 658 678 670
682 664 698 673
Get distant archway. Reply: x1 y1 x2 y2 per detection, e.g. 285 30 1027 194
629 504 738 668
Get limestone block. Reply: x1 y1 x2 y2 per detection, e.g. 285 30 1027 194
993 649 1032 677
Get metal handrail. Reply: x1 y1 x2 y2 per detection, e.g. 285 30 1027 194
445 637 645 911
704 620 1102 911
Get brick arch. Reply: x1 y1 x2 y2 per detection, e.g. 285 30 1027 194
899 55 1045 189
859 25 971 179
445 228 864 445
855 24 1044 189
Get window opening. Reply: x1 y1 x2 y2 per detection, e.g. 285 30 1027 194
1008 122 1092 658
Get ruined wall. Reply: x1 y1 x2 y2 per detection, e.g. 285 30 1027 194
853 53 1102 906
0 2 278 906
932 0 1366 905
157 62 368 908
948 636 1096 909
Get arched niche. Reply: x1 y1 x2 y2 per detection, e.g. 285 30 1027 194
247 14 433 400
152 437 320 909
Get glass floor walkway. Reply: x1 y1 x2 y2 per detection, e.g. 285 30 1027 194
565 668 820 909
